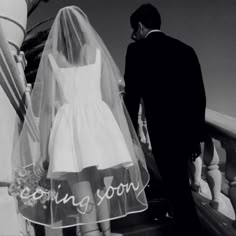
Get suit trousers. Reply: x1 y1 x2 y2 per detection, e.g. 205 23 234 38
152 146 203 236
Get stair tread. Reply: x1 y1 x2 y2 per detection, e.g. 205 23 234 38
113 218 176 235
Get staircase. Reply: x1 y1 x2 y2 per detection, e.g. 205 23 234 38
44 198 174 236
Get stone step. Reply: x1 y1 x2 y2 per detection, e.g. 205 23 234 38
46 219 175 236
111 198 169 230
112 219 176 236
43 199 170 236
46 227 122 236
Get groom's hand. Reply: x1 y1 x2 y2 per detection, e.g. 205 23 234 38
190 143 201 161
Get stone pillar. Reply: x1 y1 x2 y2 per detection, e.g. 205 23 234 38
0 1 28 235
0 0 27 55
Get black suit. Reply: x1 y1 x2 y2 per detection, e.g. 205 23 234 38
124 32 206 235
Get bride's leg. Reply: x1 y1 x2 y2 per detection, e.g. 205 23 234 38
95 189 111 236
67 170 100 236
89 169 111 236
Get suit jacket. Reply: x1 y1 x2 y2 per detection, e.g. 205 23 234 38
124 32 206 154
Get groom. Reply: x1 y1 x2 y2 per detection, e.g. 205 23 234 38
124 4 206 236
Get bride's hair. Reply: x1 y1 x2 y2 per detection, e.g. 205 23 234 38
57 7 86 63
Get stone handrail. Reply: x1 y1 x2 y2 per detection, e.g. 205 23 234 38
0 21 39 143
0 22 26 120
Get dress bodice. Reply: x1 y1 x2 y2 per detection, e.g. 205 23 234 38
48 49 101 106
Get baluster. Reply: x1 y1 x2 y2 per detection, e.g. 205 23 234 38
142 119 152 150
138 100 152 149
15 51 27 86
203 135 222 210
138 102 146 144
221 143 236 228
189 156 203 193
24 83 31 107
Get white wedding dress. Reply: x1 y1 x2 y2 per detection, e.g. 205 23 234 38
47 48 133 178
11 7 148 227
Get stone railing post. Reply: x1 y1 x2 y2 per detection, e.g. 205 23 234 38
138 102 146 144
202 135 222 210
189 156 203 192
15 51 28 100
138 101 152 149
221 143 236 228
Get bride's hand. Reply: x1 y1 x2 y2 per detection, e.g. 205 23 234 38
34 159 47 177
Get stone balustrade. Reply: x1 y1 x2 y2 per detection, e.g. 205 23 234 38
203 109 236 228
138 107 236 231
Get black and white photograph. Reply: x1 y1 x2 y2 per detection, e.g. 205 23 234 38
0 1 236 236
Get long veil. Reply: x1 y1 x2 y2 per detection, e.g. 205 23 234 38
10 6 149 228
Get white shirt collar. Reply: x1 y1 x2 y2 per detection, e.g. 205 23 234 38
145 29 161 38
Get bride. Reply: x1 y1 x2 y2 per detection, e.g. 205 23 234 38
11 5 149 236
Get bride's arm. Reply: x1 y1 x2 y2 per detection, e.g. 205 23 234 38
34 69 56 176
39 105 52 162
33 108 51 177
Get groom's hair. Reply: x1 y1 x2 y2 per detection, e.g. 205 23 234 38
130 3 161 30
